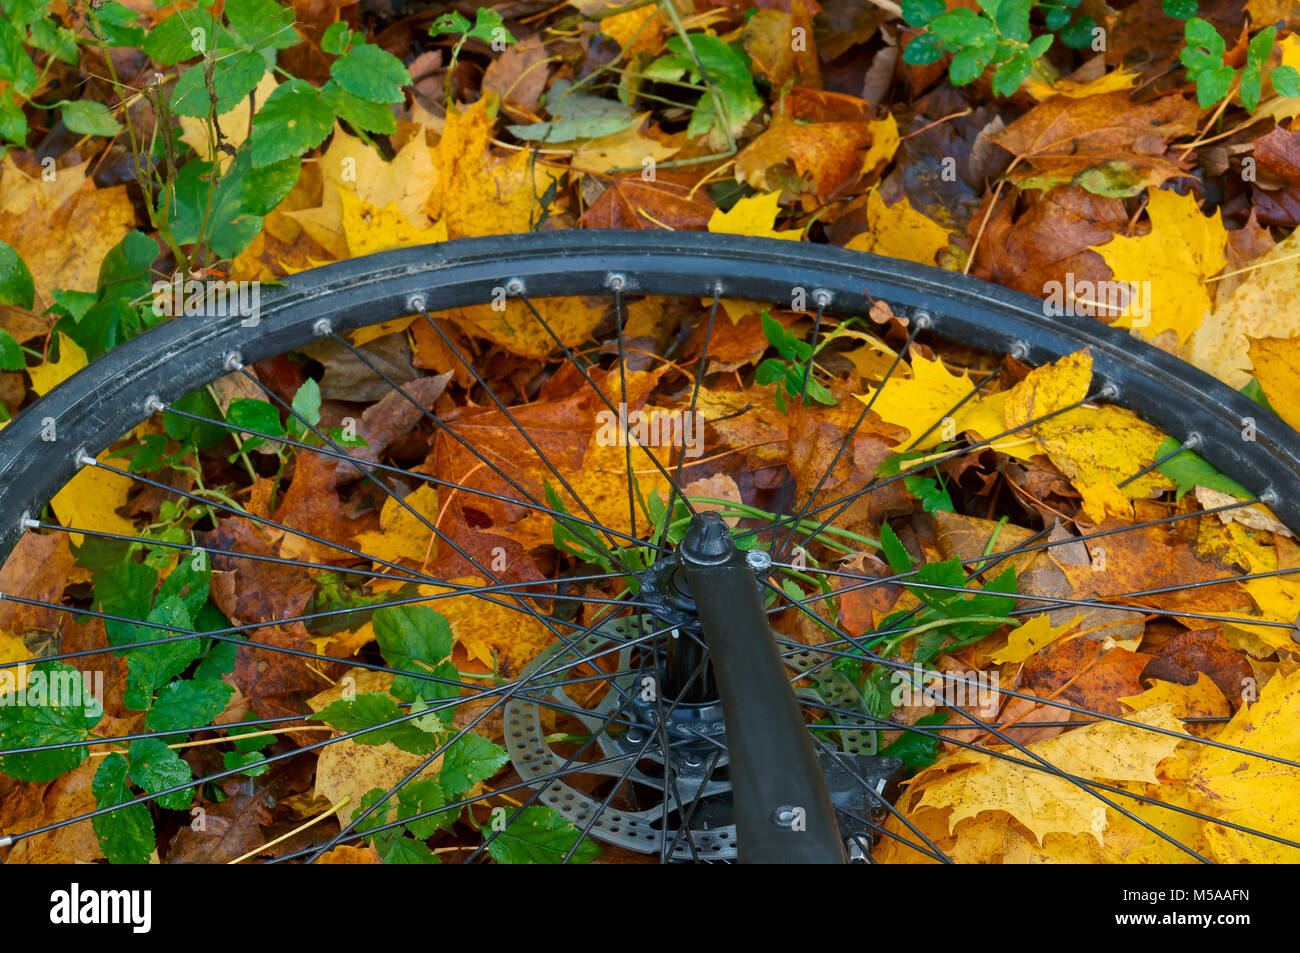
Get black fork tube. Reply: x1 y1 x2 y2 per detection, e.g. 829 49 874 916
678 518 844 863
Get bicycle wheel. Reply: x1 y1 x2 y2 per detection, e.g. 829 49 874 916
1 230 1297 864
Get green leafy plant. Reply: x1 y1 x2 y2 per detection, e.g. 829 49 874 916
644 33 762 149
901 0 1093 96
429 7 516 104
1179 19 1299 110
755 311 837 412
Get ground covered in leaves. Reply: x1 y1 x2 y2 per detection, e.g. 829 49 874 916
0 0 1299 864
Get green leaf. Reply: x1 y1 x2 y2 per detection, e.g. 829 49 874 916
383 836 441 863
1163 0 1197 18
1154 436 1251 500
330 43 410 104
929 8 995 48
92 753 155 864
90 2 146 47
1183 17 1225 60
903 474 955 513
164 387 229 450
170 51 267 117
397 777 454 837
1271 64 1300 98
146 677 234 733
439 733 508 799
60 100 122 137
878 522 913 575
902 0 946 27
1193 62 1235 107
250 78 334 167
0 662 101 781
1247 25 1276 70
486 806 601 864
902 35 945 66
1059 15 1097 49
374 605 458 704
225 398 284 447
223 0 298 52
1241 64 1263 113
128 737 194 811
879 712 947 771
429 11 472 38
143 10 213 65
950 43 995 85
0 238 33 309
310 692 443 754
0 327 22 370
320 80 397 134
290 377 321 429
992 51 1033 95
123 596 202 710
168 150 300 258
994 0 1031 43
465 7 515 45
1028 34 1054 58
1044 6 1070 30
1241 377 1275 411
321 21 351 55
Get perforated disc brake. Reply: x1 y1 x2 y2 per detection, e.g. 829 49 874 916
503 618 859 859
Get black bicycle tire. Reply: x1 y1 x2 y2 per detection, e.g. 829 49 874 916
1 231 1293 564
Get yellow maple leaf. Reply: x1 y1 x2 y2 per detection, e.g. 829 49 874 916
855 353 982 451
1001 349 1172 497
845 188 950 267
988 612 1078 664
861 113 900 172
414 577 553 675
28 332 86 395
1090 188 1227 343
431 97 559 239
1119 672 1230 720
339 189 449 257
1078 477 1133 523
569 124 678 175
1024 69 1140 100
706 190 802 241
954 390 1038 460
51 451 137 545
1189 668 1300 862
353 484 440 568
1188 227 1300 388
1246 335 1300 432
917 705 1185 845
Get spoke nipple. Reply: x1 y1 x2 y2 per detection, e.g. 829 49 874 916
223 351 243 372
312 318 333 338
713 280 724 296
1183 432 1202 450
0 835 12 848
407 293 426 312
505 278 525 296
144 394 165 414
1261 488 1279 506
21 512 37 529
812 288 832 308
1100 382 1120 400
912 309 932 329
75 449 95 468
606 273 626 292
745 549 772 574
1009 340 1030 361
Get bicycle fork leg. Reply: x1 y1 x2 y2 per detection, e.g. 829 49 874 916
676 512 845 864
